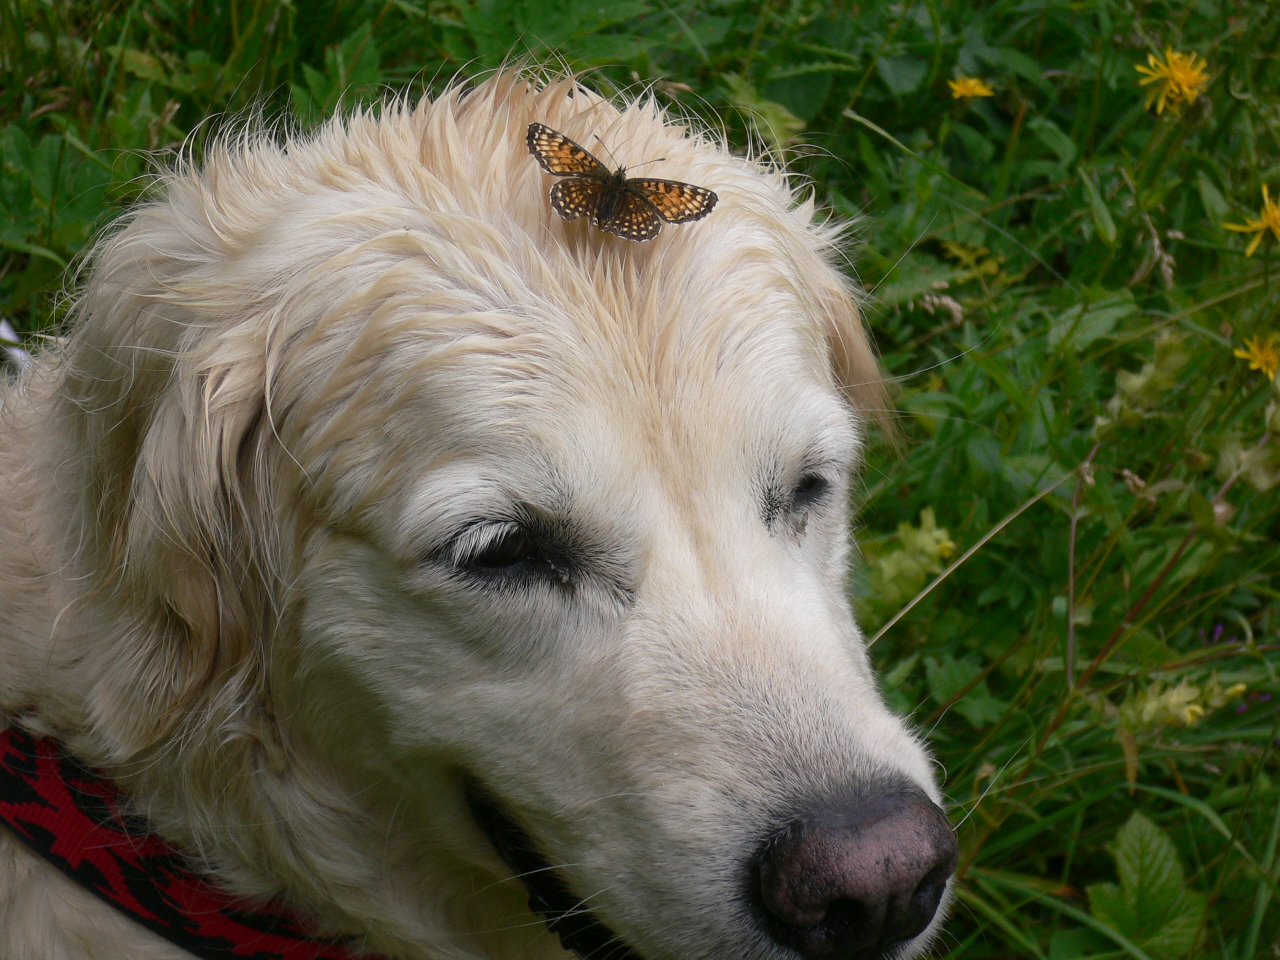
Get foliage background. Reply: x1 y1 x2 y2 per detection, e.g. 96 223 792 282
3 1 1278 957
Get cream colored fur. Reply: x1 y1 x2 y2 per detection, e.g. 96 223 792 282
0 72 944 960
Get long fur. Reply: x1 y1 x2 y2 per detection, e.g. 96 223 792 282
0 71 940 960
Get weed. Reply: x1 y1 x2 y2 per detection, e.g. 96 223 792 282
2 1 1276 956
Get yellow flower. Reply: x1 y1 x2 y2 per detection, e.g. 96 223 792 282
1224 185 1280 257
948 76 994 100
1234 333 1280 381
1135 47 1210 115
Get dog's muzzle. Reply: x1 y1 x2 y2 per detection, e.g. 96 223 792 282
465 778 957 960
464 779 643 960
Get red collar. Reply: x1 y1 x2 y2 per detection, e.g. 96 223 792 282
0 727 368 960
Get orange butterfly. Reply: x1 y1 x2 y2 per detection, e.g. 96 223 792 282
526 123 718 242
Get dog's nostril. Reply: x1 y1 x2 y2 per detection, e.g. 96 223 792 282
754 788 958 960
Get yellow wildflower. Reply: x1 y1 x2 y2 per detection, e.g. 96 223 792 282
948 76 994 100
1233 333 1280 381
1224 185 1280 257
1135 47 1210 115
1182 704 1205 725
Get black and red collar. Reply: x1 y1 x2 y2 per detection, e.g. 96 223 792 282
0 727 365 960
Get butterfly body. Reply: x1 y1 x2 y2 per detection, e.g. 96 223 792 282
592 168 631 224
527 123 718 242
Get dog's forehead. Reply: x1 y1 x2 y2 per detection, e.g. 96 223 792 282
369 285 850 466
308 265 856 538
205 76 875 519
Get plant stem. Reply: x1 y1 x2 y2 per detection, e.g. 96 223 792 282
1242 747 1280 960
869 471 1074 647
1066 443 1101 689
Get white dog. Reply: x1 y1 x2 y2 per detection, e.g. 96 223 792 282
0 72 955 960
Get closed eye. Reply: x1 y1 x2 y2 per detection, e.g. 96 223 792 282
791 472 830 512
448 521 573 586
760 469 835 532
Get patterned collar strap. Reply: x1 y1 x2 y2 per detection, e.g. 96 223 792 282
0 727 367 960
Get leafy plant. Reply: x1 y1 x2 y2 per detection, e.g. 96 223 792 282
1087 813 1207 960
2 0 1277 957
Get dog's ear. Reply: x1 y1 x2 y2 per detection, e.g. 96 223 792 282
816 277 895 443
58 209 287 747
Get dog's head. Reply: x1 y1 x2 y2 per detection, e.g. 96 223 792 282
58 72 954 960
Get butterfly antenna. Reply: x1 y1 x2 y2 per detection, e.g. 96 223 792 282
593 135 670 172
593 135 624 169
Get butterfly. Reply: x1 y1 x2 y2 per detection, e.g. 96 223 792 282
526 122 718 242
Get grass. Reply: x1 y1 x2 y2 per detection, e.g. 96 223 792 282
3 1 1278 957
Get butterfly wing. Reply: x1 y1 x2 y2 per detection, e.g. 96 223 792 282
549 178 604 222
527 123 609 179
629 179 718 224
528 124 716 241
596 190 664 242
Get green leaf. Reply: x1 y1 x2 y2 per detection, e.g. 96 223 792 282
1116 818 1179 894
982 46 1048 90
1080 167 1117 245
1028 116 1077 165
1185 490 1218 530
1195 171 1228 224
873 251 965 307
882 652 920 689
875 56 927 95
966 434 1003 476
723 73 805 151
1089 813 1207 960
1049 290 1136 352
1086 881 1126 931
0 237 67 268
1049 927 1113 960
116 47 166 83
1116 629 1177 668
290 23 383 119
954 123 995 164
924 655 1008 729
764 68 841 122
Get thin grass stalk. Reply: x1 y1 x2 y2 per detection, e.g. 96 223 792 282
1066 442 1101 688
1241 743 1280 960
869 471 1074 647
1072 432 1271 695
970 431 1279 876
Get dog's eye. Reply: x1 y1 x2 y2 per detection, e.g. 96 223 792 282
471 529 538 570
453 523 572 586
791 473 829 511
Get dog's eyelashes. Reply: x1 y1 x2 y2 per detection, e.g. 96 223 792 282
454 523 574 586
471 529 538 570
791 473 830 511
762 472 834 531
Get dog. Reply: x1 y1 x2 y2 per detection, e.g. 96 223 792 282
0 71 956 960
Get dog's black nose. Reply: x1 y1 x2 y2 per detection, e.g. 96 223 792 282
754 787 958 960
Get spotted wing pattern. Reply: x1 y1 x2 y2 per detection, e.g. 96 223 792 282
630 179 719 224
595 191 665 242
548 178 605 222
527 123 609 178
527 122 719 242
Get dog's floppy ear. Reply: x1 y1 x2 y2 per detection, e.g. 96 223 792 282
815 275 894 442
58 205 287 747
